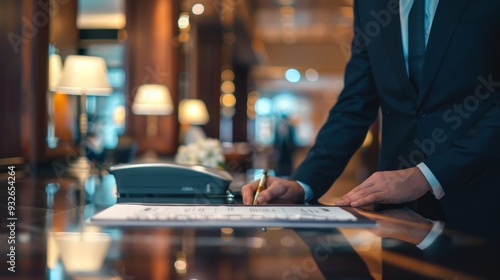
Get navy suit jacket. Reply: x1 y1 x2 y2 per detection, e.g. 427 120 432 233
291 0 500 237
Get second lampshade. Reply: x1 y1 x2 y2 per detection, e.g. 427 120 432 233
132 84 173 115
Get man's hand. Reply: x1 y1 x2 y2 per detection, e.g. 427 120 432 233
336 167 431 207
241 176 304 205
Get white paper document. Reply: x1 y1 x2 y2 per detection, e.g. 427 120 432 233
89 204 375 228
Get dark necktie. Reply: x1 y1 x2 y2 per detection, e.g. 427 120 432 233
408 0 426 92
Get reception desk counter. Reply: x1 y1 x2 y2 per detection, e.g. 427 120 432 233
1 171 498 279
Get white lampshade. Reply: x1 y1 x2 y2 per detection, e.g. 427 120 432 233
132 84 173 115
56 55 112 96
48 54 62 91
178 99 210 125
54 232 111 272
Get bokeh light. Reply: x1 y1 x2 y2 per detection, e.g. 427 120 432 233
220 93 236 107
192 4 204 15
255 97 273 116
285 68 301 83
178 13 190 29
273 93 298 116
305 68 319 81
221 80 235 94
221 69 234 81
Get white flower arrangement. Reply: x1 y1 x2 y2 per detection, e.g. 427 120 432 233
175 138 226 169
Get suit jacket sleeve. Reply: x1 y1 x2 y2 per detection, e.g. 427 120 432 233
423 97 500 195
290 1 380 201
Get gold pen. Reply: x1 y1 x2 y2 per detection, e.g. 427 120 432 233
253 169 268 205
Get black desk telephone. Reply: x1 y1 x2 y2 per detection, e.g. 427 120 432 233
109 163 233 202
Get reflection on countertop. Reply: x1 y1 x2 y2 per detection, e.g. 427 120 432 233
0 171 498 280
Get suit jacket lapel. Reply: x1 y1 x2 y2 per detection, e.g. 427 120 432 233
381 0 418 100
419 0 471 103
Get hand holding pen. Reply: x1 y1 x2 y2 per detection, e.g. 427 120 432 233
241 171 306 205
253 169 268 205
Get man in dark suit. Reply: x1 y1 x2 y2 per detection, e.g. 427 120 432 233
243 0 500 237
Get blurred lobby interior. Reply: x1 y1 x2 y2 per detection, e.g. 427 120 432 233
4 2 500 280
0 0 379 201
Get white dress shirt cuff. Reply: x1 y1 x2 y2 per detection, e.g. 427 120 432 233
417 162 445 199
417 221 445 250
296 180 314 202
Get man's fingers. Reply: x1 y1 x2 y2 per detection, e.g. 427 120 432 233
242 177 281 205
338 178 382 206
254 181 287 204
242 177 304 205
350 193 380 207
341 179 375 202
340 168 431 207
241 181 259 205
350 174 382 194
338 191 376 207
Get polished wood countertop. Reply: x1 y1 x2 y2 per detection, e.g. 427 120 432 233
1 170 498 280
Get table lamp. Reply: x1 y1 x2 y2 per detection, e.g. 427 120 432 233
56 55 112 173
178 99 209 144
132 84 173 159
47 53 63 148
48 53 63 91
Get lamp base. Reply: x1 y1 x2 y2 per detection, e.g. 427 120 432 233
182 126 207 144
69 156 92 181
135 149 162 163
144 149 158 159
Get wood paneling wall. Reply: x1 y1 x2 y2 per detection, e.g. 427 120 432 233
19 0 50 165
232 65 249 142
0 0 50 165
0 0 24 160
0 0 255 166
125 0 179 155
195 24 223 139
49 0 78 144
49 0 78 60
0 0 78 167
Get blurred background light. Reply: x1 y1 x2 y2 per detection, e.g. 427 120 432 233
192 3 204 15
221 69 234 81
221 80 235 94
273 93 298 116
305 68 319 81
285 68 301 83
178 12 190 29
255 97 273 116
220 93 236 107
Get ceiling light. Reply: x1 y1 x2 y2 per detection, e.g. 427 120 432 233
192 3 204 15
